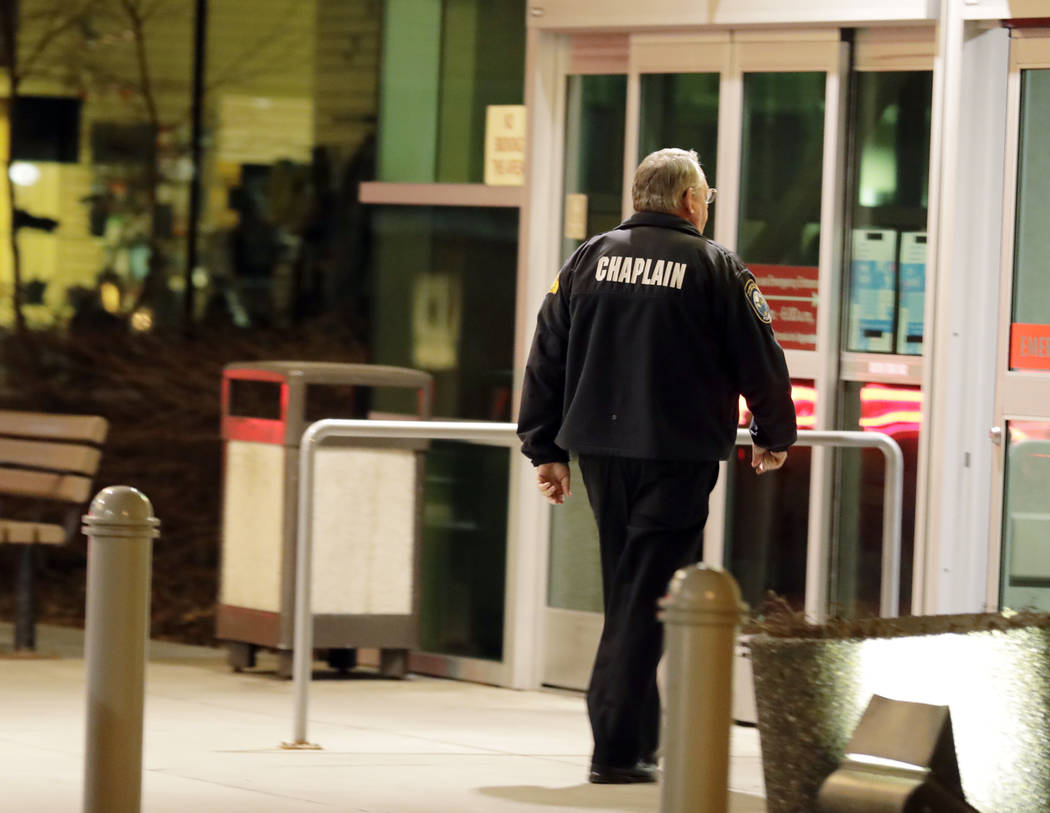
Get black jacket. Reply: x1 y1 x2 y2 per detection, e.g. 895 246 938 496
518 211 797 465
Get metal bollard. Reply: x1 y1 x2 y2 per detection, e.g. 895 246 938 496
81 486 160 813
658 565 747 813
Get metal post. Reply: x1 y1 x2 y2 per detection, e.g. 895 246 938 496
13 543 36 650
659 565 746 813
183 0 207 329
82 486 160 813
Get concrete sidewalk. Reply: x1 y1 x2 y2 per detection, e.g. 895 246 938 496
1 624 766 812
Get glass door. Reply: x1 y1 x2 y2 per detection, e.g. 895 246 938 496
724 68 826 613
543 35 628 689
832 28 936 619
541 30 846 690
990 34 1050 612
715 32 847 623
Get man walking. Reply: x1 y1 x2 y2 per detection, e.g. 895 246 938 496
517 148 797 784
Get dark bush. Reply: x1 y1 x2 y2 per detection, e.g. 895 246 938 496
0 317 366 645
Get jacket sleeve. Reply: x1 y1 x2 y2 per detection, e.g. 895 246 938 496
517 258 574 466
723 258 798 452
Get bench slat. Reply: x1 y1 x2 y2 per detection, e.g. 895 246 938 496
0 438 102 475
0 410 108 444
0 469 94 503
0 520 65 544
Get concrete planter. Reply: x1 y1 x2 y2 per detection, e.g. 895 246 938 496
749 615 1050 813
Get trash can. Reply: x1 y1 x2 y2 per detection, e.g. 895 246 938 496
215 361 432 678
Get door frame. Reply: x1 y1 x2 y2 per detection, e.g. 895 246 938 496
986 30 1050 610
517 27 852 690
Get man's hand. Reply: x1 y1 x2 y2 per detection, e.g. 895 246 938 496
752 445 787 475
536 462 572 504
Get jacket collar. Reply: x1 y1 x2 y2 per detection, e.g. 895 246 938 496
616 211 703 238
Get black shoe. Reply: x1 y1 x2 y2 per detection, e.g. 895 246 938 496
588 762 659 784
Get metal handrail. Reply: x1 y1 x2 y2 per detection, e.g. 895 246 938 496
752 429 905 621
287 420 903 746
288 420 519 747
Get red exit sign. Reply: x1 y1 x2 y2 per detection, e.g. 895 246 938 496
1010 323 1050 370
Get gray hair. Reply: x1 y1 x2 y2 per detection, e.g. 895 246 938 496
632 148 706 214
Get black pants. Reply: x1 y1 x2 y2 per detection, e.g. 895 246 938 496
578 454 720 769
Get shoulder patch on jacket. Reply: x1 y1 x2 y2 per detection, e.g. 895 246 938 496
548 275 560 295
744 278 772 324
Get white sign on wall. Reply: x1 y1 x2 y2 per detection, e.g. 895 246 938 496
484 105 526 186
564 194 589 241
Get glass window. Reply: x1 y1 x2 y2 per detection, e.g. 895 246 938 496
0 2 394 333
638 73 719 236
1010 69 1050 371
726 381 816 612
546 73 626 616
12 97 81 163
198 2 380 331
739 72 824 267
377 0 525 184
844 71 932 355
365 204 517 660
3 2 382 333
0 2 523 331
1000 421 1050 611
562 74 627 257
739 72 825 353
833 382 921 617
366 205 518 420
420 441 509 659
726 72 826 613
0 2 516 659
5 2 204 331
547 460 602 613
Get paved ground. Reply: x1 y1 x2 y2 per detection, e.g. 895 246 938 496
1 624 765 812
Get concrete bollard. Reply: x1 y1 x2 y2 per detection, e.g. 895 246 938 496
81 486 160 813
658 565 747 813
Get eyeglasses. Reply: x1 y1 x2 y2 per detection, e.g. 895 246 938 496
687 186 718 205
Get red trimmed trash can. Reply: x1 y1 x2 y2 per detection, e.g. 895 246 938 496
216 361 432 678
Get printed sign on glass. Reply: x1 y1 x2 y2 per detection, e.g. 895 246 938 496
896 232 927 355
484 105 526 186
848 229 898 352
564 193 588 241
749 264 820 351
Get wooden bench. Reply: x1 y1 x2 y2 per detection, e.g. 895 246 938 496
0 410 108 651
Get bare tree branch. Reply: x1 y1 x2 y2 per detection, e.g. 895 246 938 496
114 0 159 128
20 2 99 81
139 0 182 24
205 0 307 92
17 0 94 24
84 2 133 28
72 61 143 99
